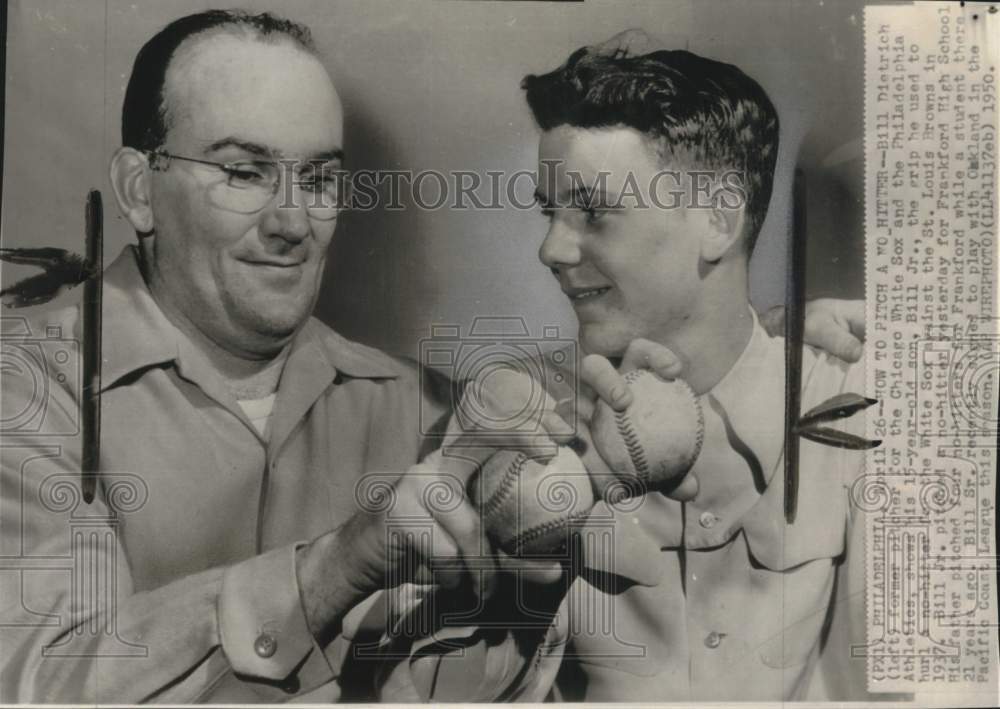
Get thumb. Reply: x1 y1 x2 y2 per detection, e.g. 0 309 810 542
662 472 699 502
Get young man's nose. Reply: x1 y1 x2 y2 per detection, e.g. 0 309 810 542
538 218 581 269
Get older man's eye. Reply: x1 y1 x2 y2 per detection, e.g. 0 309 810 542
583 207 604 224
224 164 268 187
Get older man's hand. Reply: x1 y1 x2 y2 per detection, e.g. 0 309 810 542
761 298 866 362
296 379 578 644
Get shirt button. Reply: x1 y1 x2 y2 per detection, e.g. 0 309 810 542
254 632 278 658
704 631 724 649
699 511 717 529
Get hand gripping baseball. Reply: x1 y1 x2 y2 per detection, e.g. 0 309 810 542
580 339 702 501
590 370 703 499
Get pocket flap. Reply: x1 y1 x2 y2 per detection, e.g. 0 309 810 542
741 447 849 570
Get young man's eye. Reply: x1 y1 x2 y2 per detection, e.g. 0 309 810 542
583 207 603 224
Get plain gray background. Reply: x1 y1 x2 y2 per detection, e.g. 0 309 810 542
2 0 865 359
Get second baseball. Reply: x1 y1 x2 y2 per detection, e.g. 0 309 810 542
471 446 595 556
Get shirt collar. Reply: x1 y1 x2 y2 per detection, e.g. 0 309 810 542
100 245 180 391
99 245 398 392
704 308 786 488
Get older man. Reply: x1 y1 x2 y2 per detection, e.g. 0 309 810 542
0 10 502 703
1 9 865 704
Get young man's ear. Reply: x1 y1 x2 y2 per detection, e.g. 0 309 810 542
700 186 747 263
110 147 154 234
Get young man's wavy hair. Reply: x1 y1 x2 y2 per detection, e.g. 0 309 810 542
522 41 779 253
122 9 317 153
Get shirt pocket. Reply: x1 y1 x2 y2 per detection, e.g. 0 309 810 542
742 497 846 671
755 599 831 669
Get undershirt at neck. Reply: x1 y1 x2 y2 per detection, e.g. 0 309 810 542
237 393 277 437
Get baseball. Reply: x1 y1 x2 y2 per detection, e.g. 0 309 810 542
590 370 704 497
471 446 595 556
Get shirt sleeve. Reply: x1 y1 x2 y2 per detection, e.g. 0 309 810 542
0 377 335 703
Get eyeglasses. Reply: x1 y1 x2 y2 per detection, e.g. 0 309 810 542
145 149 344 220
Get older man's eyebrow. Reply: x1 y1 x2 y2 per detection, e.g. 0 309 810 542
206 137 274 156
204 138 345 163
307 149 345 163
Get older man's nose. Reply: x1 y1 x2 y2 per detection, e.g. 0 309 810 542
263 185 311 243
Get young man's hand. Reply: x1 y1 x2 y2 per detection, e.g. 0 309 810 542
761 298 865 362
577 339 700 502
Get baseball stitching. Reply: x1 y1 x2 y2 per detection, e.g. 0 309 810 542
691 388 705 467
480 451 588 553
480 452 527 520
615 370 653 483
615 370 705 481
508 507 592 555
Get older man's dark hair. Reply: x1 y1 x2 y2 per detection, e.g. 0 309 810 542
122 9 317 153
522 45 780 252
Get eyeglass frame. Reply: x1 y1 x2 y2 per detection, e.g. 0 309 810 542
143 148 346 219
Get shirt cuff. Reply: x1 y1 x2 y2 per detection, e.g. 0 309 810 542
218 542 320 681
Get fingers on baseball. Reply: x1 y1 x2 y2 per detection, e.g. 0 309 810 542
662 471 699 502
571 426 613 478
427 500 496 600
541 410 576 445
441 416 563 468
620 339 682 380
581 354 633 411
497 551 565 585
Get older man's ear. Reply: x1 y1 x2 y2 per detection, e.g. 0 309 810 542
110 147 155 235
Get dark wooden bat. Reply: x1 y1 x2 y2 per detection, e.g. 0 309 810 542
81 190 103 504
784 169 807 524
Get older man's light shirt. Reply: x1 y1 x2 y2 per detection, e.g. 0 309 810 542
0 246 452 703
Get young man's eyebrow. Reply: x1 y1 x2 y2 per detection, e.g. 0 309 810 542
566 185 616 207
533 189 554 208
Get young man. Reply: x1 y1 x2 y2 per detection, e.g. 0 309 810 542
364 37 875 704
513 40 872 702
